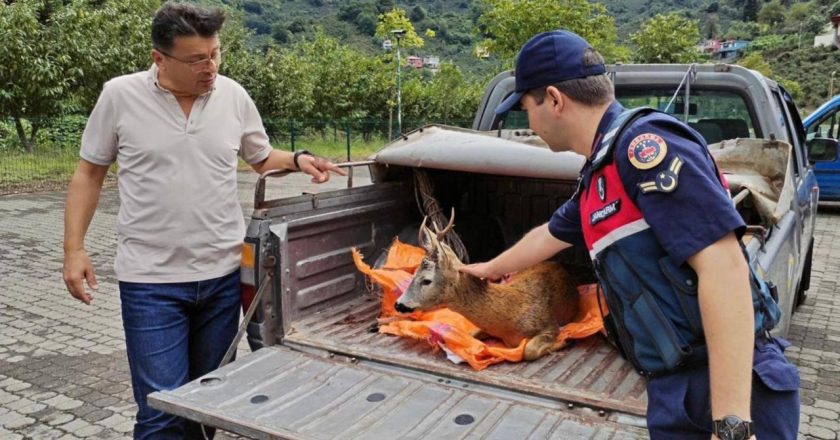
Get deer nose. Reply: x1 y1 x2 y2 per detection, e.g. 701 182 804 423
394 301 414 314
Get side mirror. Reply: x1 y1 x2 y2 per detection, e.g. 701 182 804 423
807 137 839 163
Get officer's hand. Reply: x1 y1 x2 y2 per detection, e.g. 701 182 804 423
459 262 506 283
63 249 98 305
298 155 347 183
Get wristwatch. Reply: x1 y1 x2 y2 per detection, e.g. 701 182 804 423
293 149 314 170
713 415 754 440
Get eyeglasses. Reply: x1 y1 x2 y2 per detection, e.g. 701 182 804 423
156 47 224 72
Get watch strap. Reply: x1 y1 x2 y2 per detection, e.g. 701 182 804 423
713 416 754 440
293 149 313 170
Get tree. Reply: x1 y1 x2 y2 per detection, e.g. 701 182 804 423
0 0 157 151
375 8 425 49
704 14 720 39
409 5 427 22
631 13 703 64
743 0 760 21
738 52 773 77
477 0 629 64
757 0 786 26
723 20 765 39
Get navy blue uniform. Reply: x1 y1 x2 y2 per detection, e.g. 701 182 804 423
549 102 800 439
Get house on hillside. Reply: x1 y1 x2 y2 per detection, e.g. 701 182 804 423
696 38 749 62
814 15 840 48
698 39 721 55
423 56 440 70
407 56 424 69
713 40 750 62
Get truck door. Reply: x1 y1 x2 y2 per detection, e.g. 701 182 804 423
804 99 840 201
774 88 818 288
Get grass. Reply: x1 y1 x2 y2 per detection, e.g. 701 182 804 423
1 136 389 195
280 135 388 162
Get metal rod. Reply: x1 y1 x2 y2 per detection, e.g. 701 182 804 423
732 188 750 207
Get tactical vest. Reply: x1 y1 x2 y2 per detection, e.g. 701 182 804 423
579 108 781 377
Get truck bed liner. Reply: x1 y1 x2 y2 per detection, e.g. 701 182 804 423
150 345 648 439
282 295 648 417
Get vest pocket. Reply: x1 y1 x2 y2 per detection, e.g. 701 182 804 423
631 288 693 372
658 256 704 337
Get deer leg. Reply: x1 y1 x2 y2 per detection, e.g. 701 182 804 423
523 328 562 361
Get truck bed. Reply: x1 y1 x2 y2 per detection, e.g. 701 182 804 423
151 345 648 439
282 294 648 418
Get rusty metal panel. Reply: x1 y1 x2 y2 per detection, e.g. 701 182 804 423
148 346 648 439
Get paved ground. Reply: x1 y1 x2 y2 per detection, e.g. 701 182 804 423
0 170 837 439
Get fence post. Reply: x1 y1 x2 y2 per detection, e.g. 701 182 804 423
289 120 296 152
345 122 351 162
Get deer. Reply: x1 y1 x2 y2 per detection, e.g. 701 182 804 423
394 211 580 361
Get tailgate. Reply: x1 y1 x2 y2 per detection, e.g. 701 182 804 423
148 346 647 440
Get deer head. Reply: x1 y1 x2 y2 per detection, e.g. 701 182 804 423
395 210 461 313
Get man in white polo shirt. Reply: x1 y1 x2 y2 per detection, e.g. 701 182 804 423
62 3 343 438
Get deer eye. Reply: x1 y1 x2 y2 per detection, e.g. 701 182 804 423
421 279 432 286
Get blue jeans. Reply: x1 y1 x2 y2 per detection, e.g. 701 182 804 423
120 270 241 440
647 337 800 439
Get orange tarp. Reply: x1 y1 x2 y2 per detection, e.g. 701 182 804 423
352 239 607 371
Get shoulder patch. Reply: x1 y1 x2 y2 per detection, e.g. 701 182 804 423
638 156 684 194
627 133 668 170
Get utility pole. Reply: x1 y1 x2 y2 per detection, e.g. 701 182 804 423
391 29 405 136
798 22 803 50
830 71 837 99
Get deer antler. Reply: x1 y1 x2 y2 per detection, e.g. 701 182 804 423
432 208 455 240
418 216 432 247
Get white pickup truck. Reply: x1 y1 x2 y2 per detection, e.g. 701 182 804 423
148 64 817 439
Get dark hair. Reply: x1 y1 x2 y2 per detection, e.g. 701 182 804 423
528 48 614 106
151 2 225 51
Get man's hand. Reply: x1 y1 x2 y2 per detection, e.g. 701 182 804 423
63 249 98 305
297 154 347 183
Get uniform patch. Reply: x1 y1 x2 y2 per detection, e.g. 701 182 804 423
590 200 620 225
628 133 668 170
639 156 684 194
597 176 606 201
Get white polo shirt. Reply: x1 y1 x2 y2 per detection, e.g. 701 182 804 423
80 65 272 283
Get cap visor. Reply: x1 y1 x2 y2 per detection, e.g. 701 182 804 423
495 91 524 114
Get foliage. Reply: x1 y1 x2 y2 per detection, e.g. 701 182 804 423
704 14 720 39
746 34 799 53
631 13 703 63
738 52 774 77
0 0 157 151
743 0 760 22
476 0 630 64
768 45 840 110
375 8 425 49
722 20 766 39
757 0 786 26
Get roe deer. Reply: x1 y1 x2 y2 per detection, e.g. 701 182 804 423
395 212 580 361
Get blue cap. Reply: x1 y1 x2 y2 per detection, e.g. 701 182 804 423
495 30 606 114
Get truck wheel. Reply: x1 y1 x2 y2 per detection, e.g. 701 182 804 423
794 241 814 309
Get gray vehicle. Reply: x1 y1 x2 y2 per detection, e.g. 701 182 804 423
149 64 816 439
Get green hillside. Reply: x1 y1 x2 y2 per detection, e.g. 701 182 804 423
222 0 495 75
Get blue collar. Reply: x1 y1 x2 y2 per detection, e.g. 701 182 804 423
589 101 625 158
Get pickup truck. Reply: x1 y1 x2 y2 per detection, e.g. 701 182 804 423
149 64 817 439
803 94 840 201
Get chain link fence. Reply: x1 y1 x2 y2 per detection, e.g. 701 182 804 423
0 115 475 195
